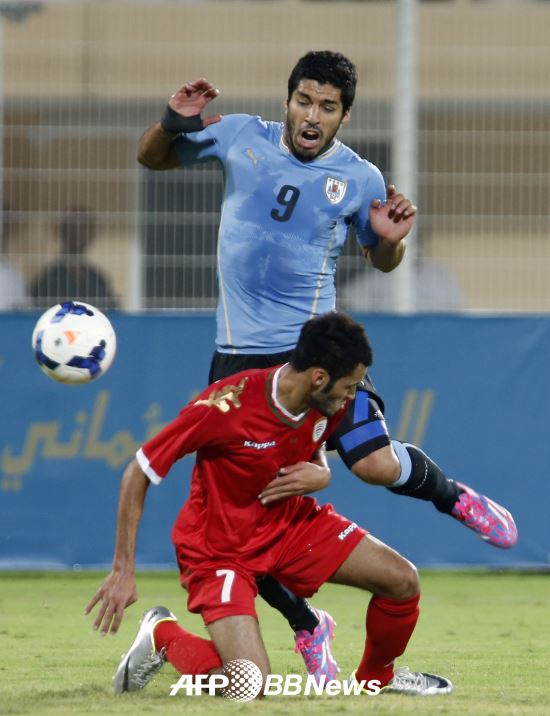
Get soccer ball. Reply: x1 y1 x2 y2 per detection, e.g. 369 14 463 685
32 301 116 384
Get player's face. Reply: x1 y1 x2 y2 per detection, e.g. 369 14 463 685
308 363 366 417
284 79 350 161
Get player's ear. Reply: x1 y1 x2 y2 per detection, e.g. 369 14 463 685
341 108 351 127
283 99 288 114
311 367 329 390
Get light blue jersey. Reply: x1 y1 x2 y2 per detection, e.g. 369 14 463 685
174 114 386 354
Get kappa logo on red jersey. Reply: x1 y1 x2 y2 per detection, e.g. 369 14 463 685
243 440 277 450
195 377 248 413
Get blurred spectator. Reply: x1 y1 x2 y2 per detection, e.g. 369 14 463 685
341 258 464 313
30 207 119 311
0 203 30 311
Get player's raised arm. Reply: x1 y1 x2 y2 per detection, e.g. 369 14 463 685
84 458 150 635
365 184 417 273
137 78 222 170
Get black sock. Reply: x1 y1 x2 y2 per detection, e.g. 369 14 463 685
388 443 460 514
257 576 319 633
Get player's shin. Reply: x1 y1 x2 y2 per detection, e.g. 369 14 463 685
388 441 459 513
355 593 420 687
257 576 319 632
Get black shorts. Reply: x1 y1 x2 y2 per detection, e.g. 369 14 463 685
208 351 390 469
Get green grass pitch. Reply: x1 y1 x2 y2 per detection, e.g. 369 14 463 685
1 570 549 715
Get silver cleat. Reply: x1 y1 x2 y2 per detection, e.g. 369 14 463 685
113 605 176 693
383 666 453 695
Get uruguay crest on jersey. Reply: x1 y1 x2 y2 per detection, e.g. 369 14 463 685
324 176 347 204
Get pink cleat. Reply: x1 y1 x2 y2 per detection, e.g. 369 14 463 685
451 482 518 548
294 608 339 683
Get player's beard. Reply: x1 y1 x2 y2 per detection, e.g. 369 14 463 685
283 115 339 161
308 388 346 417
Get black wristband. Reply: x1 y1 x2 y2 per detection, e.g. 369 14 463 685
160 105 204 135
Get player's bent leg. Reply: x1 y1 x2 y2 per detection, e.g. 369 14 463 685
388 443 518 548
350 444 401 486
332 385 516 549
351 438 517 549
207 614 271 692
328 533 419 599
328 535 451 695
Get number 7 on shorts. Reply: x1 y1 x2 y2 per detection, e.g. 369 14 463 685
215 569 235 603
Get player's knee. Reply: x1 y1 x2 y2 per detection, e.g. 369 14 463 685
388 559 420 599
400 561 420 598
351 448 400 486
384 556 420 599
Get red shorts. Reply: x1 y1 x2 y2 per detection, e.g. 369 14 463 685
176 499 368 625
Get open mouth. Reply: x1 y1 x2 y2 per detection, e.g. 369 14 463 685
298 127 321 149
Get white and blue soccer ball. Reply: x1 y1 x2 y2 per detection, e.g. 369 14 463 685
32 301 116 384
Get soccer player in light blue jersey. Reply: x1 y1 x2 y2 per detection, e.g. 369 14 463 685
138 50 517 680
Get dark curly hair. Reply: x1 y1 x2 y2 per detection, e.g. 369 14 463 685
290 312 372 382
287 51 358 114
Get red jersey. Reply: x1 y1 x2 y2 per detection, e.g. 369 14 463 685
137 366 346 565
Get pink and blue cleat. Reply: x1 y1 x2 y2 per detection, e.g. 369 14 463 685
451 482 518 548
294 608 339 683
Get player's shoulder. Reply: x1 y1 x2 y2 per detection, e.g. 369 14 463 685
194 367 270 410
330 142 385 197
216 113 276 134
337 140 383 176
212 365 269 387
205 114 279 148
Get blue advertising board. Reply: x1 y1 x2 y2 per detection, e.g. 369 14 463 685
1 313 548 569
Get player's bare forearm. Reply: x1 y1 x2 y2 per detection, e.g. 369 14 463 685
111 459 150 572
258 453 331 505
366 185 415 271
138 80 221 170
84 459 149 634
137 122 181 170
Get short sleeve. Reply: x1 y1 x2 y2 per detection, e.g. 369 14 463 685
137 400 221 484
173 114 257 166
352 162 387 248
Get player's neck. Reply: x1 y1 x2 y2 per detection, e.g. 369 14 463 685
274 364 310 416
280 131 336 162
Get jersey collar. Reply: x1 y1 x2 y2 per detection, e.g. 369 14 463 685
279 126 342 162
266 365 308 428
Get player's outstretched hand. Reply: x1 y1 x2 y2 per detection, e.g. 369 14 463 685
168 78 222 129
258 461 331 505
84 570 138 635
369 184 417 245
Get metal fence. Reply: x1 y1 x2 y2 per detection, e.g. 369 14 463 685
1 0 549 313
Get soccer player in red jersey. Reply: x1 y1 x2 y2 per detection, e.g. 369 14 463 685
86 312 452 697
